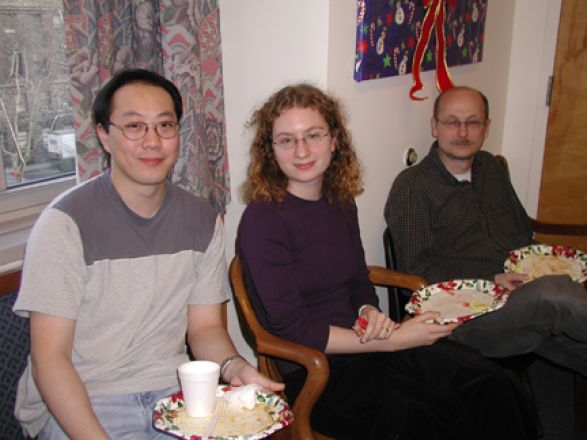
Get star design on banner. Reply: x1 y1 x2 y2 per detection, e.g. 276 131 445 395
383 53 391 67
357 39 368 53
385 12 393 26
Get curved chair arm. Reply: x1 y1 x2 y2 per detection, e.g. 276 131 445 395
229 256 329 440
367 265 428 291
256 333 329 440
530 218 587 237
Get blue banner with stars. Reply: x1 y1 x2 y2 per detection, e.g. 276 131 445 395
354 0 487 82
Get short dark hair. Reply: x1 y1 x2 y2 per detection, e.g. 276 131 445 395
433 86 489 121
92 68 183 168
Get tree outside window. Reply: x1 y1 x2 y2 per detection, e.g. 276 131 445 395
0 0 75 189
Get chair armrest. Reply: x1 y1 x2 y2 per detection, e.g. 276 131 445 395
0 270 21 297
255 330 329 440
367 265 428 291
530 218 587 236
229 257 328 440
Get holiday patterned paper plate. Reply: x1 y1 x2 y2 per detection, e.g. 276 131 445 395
504 244 587 283
405 279 509 324
153 385 293 440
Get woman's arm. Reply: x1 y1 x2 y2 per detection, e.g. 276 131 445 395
238 204 331 353
327 312 458 354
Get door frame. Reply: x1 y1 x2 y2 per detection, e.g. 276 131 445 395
501 0 562 217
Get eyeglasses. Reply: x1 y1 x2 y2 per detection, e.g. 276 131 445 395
272 130 331 150
108 121 179 140
436 118 487 131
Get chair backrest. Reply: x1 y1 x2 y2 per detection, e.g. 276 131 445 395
383 228 417 321
229 256 329 440
0 271 27 440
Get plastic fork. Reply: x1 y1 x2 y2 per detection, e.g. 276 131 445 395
202 398 227 438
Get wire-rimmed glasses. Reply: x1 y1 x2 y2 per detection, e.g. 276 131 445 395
272 129 331 150
108 121 179 140
435 118 487 131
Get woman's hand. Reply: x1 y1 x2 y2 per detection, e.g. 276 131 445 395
352 306 400 343
387 312 459 350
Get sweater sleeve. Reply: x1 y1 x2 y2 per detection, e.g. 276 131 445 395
343 202 380 311
237 203 331 353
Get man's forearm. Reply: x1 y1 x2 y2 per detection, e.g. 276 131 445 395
32 354 109 439
188 324 238 366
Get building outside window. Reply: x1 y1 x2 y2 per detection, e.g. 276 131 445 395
0 0 75 190
0 0 76 273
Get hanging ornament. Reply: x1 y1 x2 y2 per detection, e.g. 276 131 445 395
409 0 456 101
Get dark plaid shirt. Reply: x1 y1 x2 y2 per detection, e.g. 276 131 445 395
384 143 533 283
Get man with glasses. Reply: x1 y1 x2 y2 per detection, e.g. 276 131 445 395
384 86 587 375
13 69 282 439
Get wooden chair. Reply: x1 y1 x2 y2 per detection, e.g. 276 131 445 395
0 270 28 440
229 256 426 440
383 228 413 322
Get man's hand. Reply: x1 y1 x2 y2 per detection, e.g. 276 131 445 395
494 272 528 291
223 357 285 392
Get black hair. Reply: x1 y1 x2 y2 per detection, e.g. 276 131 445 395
91 68 183 168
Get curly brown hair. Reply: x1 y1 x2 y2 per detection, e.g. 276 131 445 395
241 83 363 204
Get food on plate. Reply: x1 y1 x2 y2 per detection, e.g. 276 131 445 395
504 244 586 283
515 255 583 281
418 289 493 321
171 403 273 437
153 385 293 439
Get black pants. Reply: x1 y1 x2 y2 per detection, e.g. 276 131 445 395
451 275 587 375
283 339 539 440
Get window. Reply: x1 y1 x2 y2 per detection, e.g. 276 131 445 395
0 0 76 273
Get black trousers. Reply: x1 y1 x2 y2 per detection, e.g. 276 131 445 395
283 339 540 440
451 275 587 375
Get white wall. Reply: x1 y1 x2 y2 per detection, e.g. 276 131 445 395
219 0 558 360
219 0 330 361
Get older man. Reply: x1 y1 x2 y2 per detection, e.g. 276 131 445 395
385 86 587 375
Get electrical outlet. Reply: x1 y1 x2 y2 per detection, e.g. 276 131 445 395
403 148 418 166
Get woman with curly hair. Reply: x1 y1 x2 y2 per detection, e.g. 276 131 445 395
237 84 538 440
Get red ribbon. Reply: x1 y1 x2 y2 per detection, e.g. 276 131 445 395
409 0 455 101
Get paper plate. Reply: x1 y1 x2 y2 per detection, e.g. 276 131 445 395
405 279 509 324
504 244 586 283
153 385 293 440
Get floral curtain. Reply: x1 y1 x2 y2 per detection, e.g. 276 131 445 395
63 0 229 212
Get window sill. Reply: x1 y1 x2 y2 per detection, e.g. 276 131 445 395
0 175 76 275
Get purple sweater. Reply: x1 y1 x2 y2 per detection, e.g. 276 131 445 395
237 193 378 373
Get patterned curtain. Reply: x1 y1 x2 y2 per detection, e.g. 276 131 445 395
63 0 229 212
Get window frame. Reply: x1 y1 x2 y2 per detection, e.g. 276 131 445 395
0 173 76 274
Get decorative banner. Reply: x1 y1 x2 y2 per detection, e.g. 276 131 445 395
354 0 487 99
